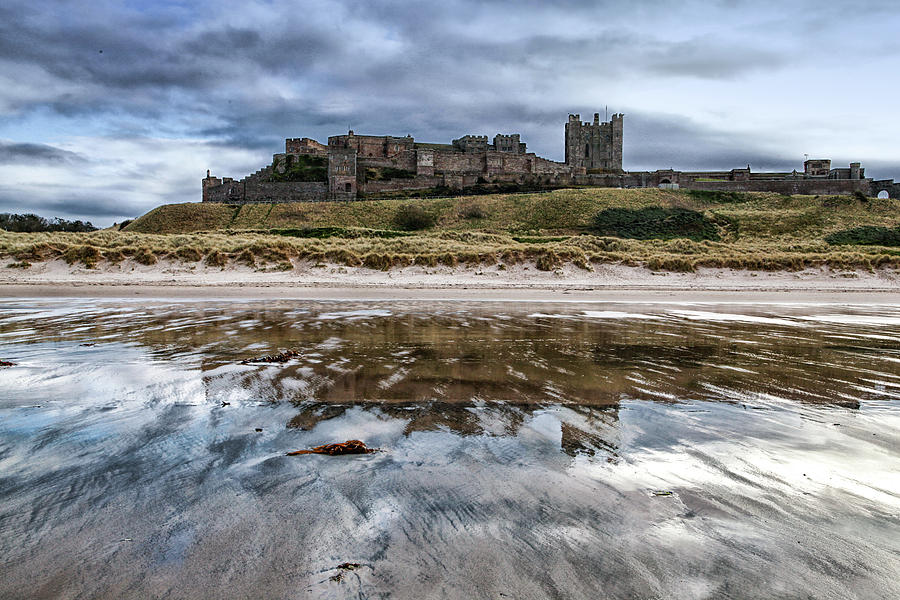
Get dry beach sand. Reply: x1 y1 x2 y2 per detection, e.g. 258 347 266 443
1 258 900 302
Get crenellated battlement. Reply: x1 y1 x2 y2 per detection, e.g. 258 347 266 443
565 112 624 171
285 137 327 155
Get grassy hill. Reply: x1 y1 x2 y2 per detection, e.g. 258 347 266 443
3 188 900 272
125 188 689 234
124 188 899 241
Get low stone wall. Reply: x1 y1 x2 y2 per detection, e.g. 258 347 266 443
684 179 870 196
532 156 571 174
203 180 327 203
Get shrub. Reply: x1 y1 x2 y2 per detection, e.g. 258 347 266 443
414 254 438 267
324 249 363 266
668 239 705 254
567 236 628 253
133 248 158 265
591 207 721 241
512 236 568 244
176 247 203 262
270 155 328 182
249 244 291 263
64 245 102 267
235 249 256 266
535 250 562 271
393 204 435 230
205 250 228 267
361 253 412 270
825 226 900 246
0 213 97 232
271 227 411 239
647 257 696 272
459 203 487 219
103 250 125 263
686 190 749 204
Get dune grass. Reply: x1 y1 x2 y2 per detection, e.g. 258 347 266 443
2 188 899 273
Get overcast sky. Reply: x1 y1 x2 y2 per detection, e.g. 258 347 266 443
1 0 898 226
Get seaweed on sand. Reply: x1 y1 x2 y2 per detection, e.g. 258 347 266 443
286 440 378 456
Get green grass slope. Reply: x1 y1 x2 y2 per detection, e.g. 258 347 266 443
124 188 899 242
125 188 694 234
4 188 898 273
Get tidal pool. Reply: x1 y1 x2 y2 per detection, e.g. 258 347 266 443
1 299 899 599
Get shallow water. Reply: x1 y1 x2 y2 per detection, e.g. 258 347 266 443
1 299 899 599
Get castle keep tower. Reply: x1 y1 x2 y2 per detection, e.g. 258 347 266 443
565 112 623 171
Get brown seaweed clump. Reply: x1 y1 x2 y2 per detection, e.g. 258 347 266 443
329 562 362 582
240 350 302 364
286 440 377 456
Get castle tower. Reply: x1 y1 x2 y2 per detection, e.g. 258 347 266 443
565 112 623 171
201 171 223 202
327 147 357 201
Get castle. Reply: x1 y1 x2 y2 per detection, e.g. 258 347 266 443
203 113 899 203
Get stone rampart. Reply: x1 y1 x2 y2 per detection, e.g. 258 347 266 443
203 180 327 204
683 179 870 196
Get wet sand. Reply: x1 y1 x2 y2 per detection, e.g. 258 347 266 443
1 300 899 599
2 284 899 306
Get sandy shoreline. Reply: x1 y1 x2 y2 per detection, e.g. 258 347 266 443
1 258 899 302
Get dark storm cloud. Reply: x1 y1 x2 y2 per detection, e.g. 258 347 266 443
0 141 85 165
0 0 789 124
0 191 131 221
0 1 337 123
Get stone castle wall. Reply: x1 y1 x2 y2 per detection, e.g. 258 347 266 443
203 178 327 204
683 178 870 196
203 112 885 203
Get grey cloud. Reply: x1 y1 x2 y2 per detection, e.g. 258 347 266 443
0 4 335 117
642 38 785 79
0 141 86 165
621 112 797 172
0 0 791 125
0 192 133 222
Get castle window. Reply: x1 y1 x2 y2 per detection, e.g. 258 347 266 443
585 144 590 158
345 183 352 192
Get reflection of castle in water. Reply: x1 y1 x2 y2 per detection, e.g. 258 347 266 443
182 306 885 450
33 301 879 453
284 401 621 458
